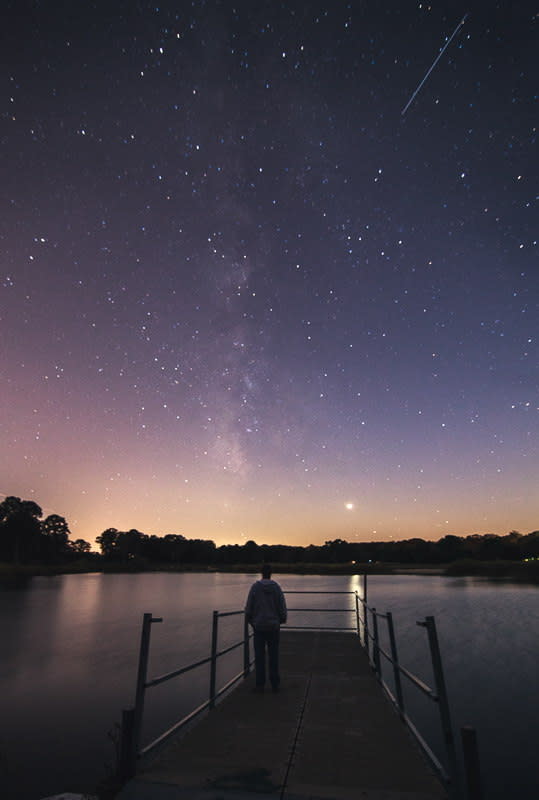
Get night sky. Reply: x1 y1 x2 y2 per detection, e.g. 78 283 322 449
2 1 537 549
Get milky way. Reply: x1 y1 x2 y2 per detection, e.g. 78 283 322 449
1 1 537 547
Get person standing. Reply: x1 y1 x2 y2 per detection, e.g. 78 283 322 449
245 564 287 692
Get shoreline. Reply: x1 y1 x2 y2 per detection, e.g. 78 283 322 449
1 559 538 582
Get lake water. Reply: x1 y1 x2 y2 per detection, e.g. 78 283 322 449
1 572 537 800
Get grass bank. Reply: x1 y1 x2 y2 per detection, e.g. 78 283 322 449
1 559 538 581
0 560 101 579
445 558 539 581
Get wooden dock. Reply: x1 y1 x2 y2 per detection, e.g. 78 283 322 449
117 630 447 800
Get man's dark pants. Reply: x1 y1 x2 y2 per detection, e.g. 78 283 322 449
253 627 280 689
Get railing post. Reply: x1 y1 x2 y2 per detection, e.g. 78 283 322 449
118 707 136 780
361 575 369 653
423 616 459 794
243 612 250 677
362 574 368 645
372 608 381 677
209 610 219 709
131 612 159 768
354 591 360 638
461 726 483 800
386 611 405 716
364 602 370 658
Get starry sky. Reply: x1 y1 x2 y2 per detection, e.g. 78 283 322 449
1 1 537 549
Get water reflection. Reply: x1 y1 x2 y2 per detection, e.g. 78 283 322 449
348 572 365 597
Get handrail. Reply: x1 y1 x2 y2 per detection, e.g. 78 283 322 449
118 607 253 779
365 631 436 699
140 665 249 758
288 625 357 630
145 654 213 688
287 607 354 612
285 590 357 594
399 663 438 699
356 595 461 795
216 609 245 617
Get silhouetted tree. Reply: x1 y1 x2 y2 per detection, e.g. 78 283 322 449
158 534 187 562
96 528 120 560
323 538 352 563
41 514 70 560
242 540 261 563
117 529 145 562
70 538 92 554
184 537 216 562
0 496 43 563
517 531 539 559
436 535 466 563
476 534 503 560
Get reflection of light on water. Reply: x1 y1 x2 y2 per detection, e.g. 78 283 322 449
63 572 103 621
348 572 366 601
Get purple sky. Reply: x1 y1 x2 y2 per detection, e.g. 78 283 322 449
1 1 537 547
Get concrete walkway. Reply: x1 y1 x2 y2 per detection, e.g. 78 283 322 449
117 630 446 800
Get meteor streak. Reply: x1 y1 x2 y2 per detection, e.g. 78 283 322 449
401 13 469 116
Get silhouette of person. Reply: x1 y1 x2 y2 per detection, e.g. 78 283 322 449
245 564 287 692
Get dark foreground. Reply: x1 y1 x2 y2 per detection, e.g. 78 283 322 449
118 630 445 800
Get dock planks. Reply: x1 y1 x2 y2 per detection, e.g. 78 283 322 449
117 630 447 800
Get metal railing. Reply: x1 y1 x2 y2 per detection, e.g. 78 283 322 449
364 605 455 784
358 583 481 800
118 579 481 800
285 589 360 631
118 609 253 779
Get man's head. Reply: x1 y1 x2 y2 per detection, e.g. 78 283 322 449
261 563 272 580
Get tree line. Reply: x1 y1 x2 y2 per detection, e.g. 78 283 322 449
96 527 539 566
2 495 538 567
0 496 92 564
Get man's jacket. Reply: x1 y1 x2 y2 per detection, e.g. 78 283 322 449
245 579 287 630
